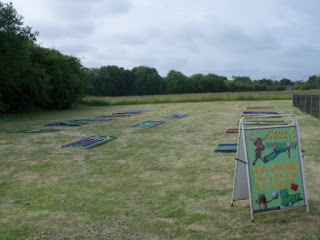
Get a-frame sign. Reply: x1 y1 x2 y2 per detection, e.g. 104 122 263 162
231 114 309 221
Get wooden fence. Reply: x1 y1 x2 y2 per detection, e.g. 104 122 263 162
293 94 320 119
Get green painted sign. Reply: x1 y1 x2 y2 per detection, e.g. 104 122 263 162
245 126 306 214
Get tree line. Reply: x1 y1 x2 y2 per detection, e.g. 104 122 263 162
85 67 317 97
1 2 320 114
0 2 86 113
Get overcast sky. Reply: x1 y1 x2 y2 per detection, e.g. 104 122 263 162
9 0 320 80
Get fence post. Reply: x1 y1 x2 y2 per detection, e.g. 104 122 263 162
300 94 302 110
310 95 313 116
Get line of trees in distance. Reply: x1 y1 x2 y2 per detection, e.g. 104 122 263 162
85 66 320 97
1 2 320 114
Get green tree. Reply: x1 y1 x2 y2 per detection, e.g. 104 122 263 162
304 75 320 89
279 78 293 86
203 74 227 92
189 74 205 93
0 1 38 112
165 70 190 94
131 66 164 95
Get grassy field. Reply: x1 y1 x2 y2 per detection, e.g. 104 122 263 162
80 90 320 106
0 100 320 239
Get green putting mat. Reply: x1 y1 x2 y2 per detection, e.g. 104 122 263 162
214 144 237 153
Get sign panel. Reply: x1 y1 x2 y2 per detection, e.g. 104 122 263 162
245 126 306 214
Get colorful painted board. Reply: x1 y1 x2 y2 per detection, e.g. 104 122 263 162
231 115 309 221
214 143 237 153
164 114 188 118
61 136 117 149
131 121 165 128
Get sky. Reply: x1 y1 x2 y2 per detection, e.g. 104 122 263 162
8 0 320 81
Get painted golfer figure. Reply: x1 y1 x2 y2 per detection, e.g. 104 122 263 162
255 192 277 210
247 131 268 165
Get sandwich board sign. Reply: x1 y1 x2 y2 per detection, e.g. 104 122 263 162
231 114 309 221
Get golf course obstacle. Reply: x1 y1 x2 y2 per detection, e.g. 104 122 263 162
96 115 131 118
241 114 282 118
214 143 237 153
131 121 165 128
226 128 239 134
125 110 152 113
164 114 188 119
61 136 117 149
6 128 60 133
243 111 279 115
240 120 288 126
71 117 112 121
115 111 141 115
44 121 88 126
0 140 7 144
231 114 309 221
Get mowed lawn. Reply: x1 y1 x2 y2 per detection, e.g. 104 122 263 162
0 100 320 239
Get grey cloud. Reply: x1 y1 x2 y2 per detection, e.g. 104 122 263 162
12 0 320 80
36 21 94 40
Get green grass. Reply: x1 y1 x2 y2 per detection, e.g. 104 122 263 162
80 90 320 106
0 99 320 239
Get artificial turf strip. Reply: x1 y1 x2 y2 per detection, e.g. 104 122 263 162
125 110 152 113
115 112 141 115
241 114 283 118
61 136 117 149
164 114 188 119
226 128 239 133
243 111 279 114
242 121 287 125
131 121 165 128
96 115 131 118
214 143 237 153
44 121 88 126
6 128 60 133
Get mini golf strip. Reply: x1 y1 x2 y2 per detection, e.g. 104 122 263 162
242 121 287 125
226 128 239 133
61 136 117 149
243 111 279 114
164 114 188 119
131 121 165 128
96 115 131 118
45 121 88 126
214 143 237 153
